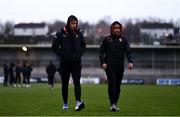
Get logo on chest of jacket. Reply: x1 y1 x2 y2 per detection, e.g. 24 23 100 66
119 38 122 42
62 34 67 38
75 34 79 38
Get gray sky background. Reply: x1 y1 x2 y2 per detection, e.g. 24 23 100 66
0 0 180 24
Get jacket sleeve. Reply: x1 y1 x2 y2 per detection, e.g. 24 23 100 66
124 38 133 63
52 32 62 57
99 39 107 66
80 33 86 56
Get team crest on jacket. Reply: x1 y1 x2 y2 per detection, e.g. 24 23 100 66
62 34 67 37
76 35 78 38
119 38 122 42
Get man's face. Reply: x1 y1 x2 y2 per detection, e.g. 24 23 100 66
69 20 78 31
113 24 121 36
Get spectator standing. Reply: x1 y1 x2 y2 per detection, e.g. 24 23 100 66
46 61 56 89
3 62 9 86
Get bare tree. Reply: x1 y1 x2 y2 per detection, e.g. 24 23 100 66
4 21 14 37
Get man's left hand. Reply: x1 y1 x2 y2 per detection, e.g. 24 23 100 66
128 63 133 69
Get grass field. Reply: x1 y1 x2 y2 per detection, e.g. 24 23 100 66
0 84 180 116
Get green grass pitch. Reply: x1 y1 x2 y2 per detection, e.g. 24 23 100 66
0 84 180 116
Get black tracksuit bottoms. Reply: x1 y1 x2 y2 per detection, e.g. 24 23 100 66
60 61 82 104
105 67 124 105
48 74 55 86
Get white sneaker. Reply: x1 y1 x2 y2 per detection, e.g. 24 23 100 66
110 104 120 111
26 84 31 87
62 104 68 110
110 105 116 111
75 101 85 111
49 85 54 90
115 106 120 111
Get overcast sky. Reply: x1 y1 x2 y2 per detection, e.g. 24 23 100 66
0 0 180 24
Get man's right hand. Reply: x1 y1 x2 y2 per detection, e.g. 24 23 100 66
102 63 107 69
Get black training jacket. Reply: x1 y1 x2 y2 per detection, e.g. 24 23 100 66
52 27 86 62
99 35 133 68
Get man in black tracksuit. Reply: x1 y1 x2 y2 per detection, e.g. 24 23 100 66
15 63 23 87
3 62 9 86
46 61 56 89
24 62 32 87
9 62 15 86
52 15 86 111
99 21 133 111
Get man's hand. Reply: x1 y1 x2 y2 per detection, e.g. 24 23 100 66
128 63 133 69
102 63 107 69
